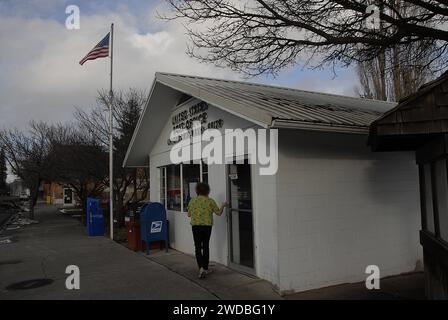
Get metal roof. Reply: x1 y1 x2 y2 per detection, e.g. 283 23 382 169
156 72 396 134
123 72 397 167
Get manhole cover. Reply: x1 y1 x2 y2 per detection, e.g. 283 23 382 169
6 278 54 290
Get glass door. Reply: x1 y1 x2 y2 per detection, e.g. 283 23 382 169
227 162 255 271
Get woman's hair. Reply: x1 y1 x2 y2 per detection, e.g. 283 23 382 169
196 182 210 196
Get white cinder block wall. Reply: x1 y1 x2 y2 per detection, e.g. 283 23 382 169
146 97 422 294
148 99 263 266
149 137 229 265
276 129 423 293
252 164 280 287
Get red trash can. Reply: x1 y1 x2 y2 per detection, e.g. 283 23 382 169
126 218 141 252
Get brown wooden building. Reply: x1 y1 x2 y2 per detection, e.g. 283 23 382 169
369 71 448 299
42 182 75 205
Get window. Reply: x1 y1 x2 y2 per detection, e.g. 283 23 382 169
182 164 201 209
423 164 435 234
420 157 448 243
160 167 166 207
201 161 208 183
435 160 448 241
166 165 181 211
160 162 208 212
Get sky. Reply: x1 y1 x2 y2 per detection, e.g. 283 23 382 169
0 0 359 132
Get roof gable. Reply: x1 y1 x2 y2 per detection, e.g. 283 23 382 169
371 72 448 135
369 72 448 151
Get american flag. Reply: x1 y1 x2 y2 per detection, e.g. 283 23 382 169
79 33 110 66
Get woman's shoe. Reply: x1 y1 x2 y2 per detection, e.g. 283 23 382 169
203 269 213 276
198 268 206 279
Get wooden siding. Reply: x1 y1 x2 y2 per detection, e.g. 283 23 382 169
370 72 448 150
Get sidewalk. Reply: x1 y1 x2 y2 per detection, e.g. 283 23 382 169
0 204 280 300
142 250 282 300
0 204 424 300
145 250 424 300
285 272 425 300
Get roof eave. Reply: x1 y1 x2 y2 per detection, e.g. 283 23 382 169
122 78 158 168
271 119 369 134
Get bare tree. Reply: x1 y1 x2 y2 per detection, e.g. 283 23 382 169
46 124 108 225
0 121 55 218
356 1 434 101
357 46 431 101
357 51 388 100
162 0 448 76
74 89 149 225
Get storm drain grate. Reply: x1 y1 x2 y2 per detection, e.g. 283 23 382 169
6 278 54 290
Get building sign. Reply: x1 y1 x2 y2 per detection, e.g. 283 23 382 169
172 101 208 130
167 101 224 145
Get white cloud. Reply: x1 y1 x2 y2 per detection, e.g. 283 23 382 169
130 31 174 56
295 73 358 97
0 6 241 129
0 3 357 130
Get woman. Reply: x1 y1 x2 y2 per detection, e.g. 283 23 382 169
187 182 227 279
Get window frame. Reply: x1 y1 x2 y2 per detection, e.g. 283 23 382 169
159 161 207 213
419 155 448 245
201 161 208 184
159 167 167 208
163 164 181 212
433 158 448 241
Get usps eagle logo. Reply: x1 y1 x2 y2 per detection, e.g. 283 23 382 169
150 221 163 233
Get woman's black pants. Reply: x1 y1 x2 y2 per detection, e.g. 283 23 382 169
192 225 212 270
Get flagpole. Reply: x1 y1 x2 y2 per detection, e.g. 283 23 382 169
109 23 114 240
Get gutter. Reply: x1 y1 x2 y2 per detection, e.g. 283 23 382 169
270 119 369 135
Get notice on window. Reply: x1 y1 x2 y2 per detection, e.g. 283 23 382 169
229 173 238 180
189 182 197 199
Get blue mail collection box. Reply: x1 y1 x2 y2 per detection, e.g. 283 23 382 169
140 202 169 255
86 197 105 236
